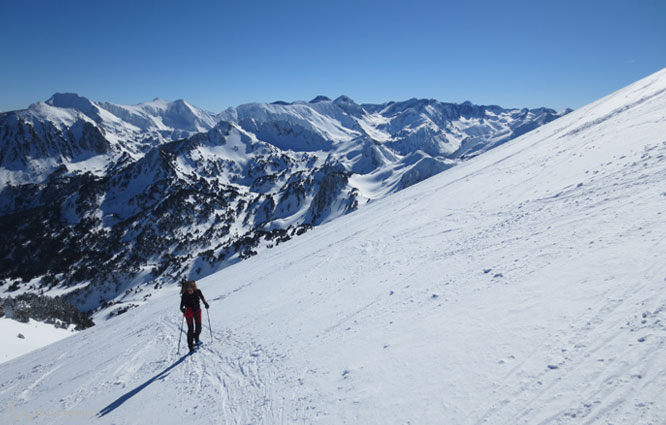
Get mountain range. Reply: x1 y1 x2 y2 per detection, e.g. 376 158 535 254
0 68 664 423
0 93 568 315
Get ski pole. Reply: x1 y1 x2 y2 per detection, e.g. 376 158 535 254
206 308 213 343
177 314 185 354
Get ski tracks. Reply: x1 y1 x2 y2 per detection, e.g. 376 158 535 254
474 277 666 424
175 324 302 424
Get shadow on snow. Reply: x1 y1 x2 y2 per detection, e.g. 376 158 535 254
97 352 192 418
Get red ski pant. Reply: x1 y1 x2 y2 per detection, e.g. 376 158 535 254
184 308 202 347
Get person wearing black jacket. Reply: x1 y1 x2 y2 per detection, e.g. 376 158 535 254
180 280 209 352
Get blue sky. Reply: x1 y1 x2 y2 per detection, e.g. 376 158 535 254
1 0 664 112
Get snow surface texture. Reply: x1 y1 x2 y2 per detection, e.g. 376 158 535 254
1 68 666 424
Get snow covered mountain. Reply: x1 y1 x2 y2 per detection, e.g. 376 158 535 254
219 96 566 197
0 93 217 186
0 93 566 316
0 67 664 423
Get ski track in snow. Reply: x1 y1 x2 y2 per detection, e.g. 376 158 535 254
1 69 666 424
0 312 302 424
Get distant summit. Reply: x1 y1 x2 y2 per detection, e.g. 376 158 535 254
45 92 94 108
333 95 355 104
45 92 102 122
309 95 331 103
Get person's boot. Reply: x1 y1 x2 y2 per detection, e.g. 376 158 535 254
187 330 194 351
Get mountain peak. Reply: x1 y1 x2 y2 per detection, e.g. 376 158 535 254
334 95 356 104
44 92 101 122
309 95 331 103
166 98 196 114
46 93 94 109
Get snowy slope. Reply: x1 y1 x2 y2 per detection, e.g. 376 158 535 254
0 318 75 364
1 68 665 424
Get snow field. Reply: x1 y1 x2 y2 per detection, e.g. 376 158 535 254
0 319 75 364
